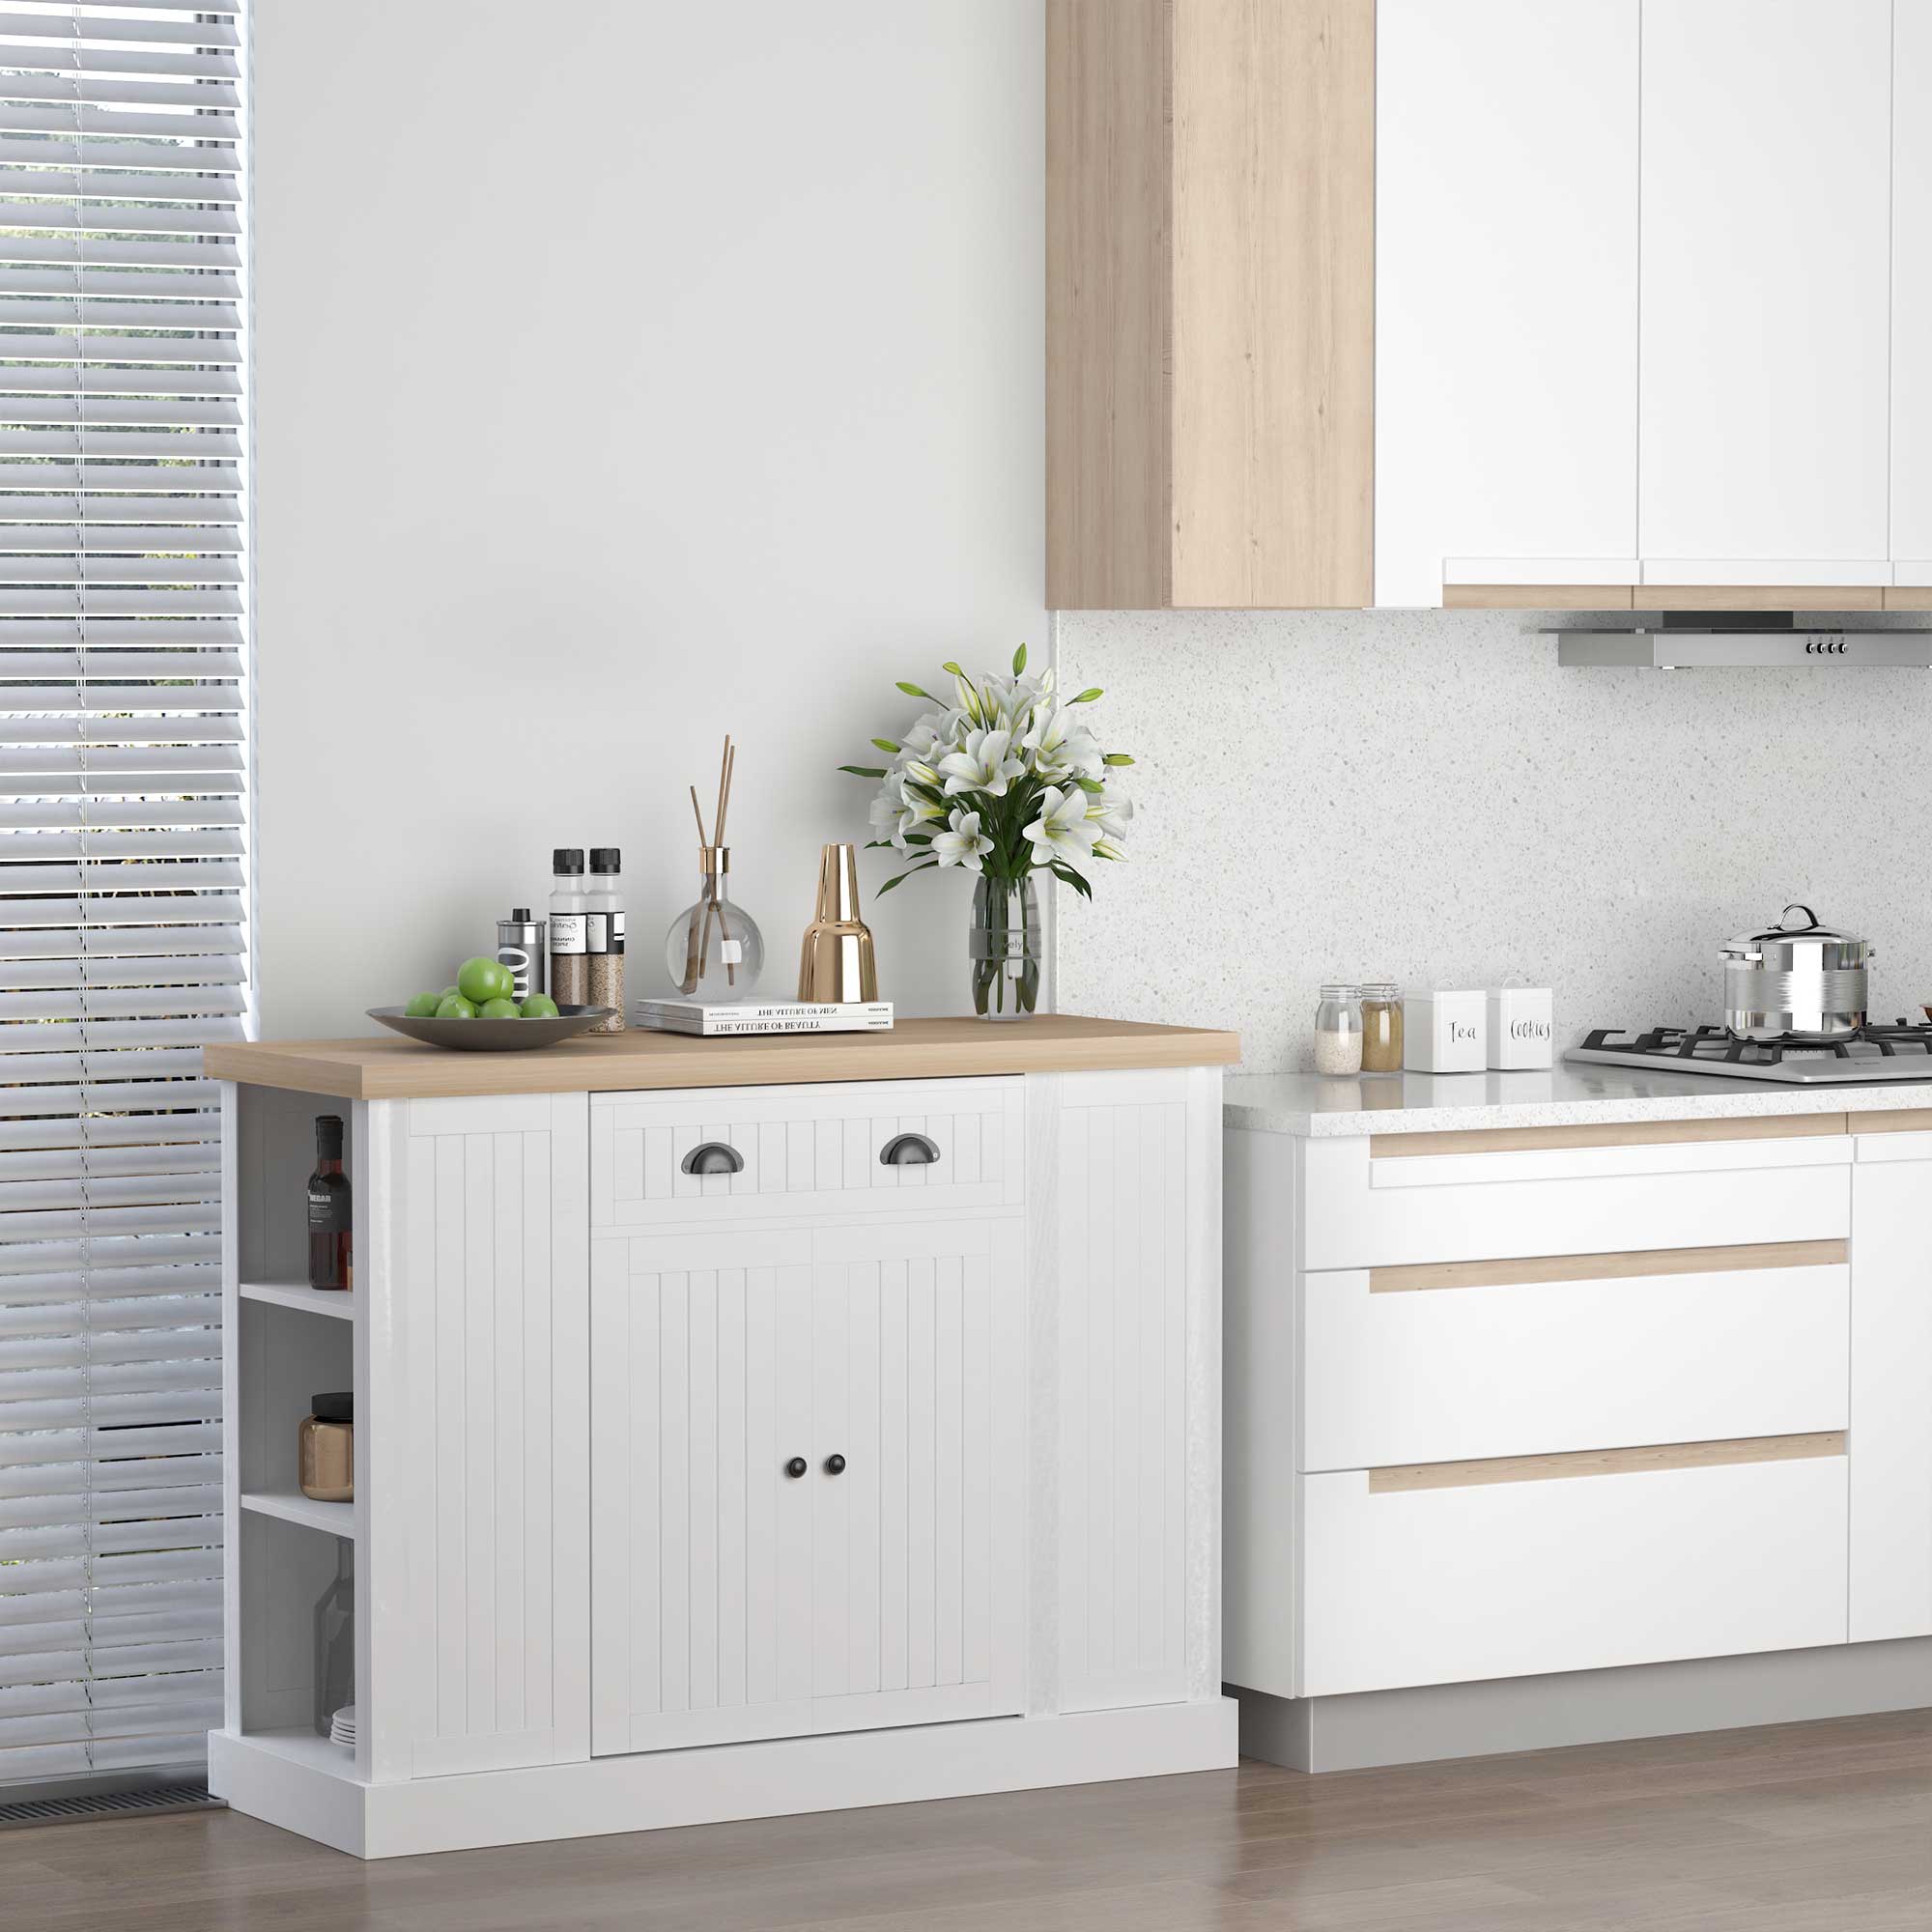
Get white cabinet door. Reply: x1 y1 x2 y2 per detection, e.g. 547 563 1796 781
1375 0 1639 606
591 1219 1025 1756
1891 2 1932 582
590 1238 815 1754
809 1221 1025 1734
1849 1152 1932 1642
1639 0 1891 580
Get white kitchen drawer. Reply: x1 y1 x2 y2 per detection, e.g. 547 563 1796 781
1300 1444 1849 1696
1300 1245 1849 1472
1302 1130 1851 1270
591 1078 1024 1228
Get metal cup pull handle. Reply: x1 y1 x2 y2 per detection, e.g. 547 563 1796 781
682 1142 744 1177
879 1132 941 1168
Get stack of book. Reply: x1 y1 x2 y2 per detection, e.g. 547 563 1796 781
632 998 894 1037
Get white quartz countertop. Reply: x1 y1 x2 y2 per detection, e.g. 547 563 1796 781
1225 1061 1932 1137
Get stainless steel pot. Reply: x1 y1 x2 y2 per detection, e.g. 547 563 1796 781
1722 903 1873 1040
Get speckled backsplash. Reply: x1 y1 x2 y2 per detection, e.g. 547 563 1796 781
1055 607 1932 1073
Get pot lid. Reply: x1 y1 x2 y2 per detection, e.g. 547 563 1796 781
1723 903 1871 960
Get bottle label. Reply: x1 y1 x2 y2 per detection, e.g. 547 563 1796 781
497 942 536 999
720 937 744 964
308 1180 350 1235
586 911 627 955
551 914 587 955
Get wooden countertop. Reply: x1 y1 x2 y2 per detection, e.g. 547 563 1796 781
203 1014 1240 1101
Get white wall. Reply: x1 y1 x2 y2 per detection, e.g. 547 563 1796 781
253 1 1042 1035
1060 608 1932 1071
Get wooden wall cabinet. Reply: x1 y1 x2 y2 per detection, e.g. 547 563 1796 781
1045 0 1374 609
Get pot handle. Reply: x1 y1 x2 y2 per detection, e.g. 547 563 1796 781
1777 903 1821 932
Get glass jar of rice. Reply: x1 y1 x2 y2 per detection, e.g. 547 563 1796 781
1314 985 1364 1075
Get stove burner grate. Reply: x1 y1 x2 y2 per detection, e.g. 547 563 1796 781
1581 1022 1932 1065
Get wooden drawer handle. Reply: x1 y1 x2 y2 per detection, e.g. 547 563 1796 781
1369 1115 1847 1158
681 1141 744 1177
1369 1431 1846 1494
1368 1238 1847 1294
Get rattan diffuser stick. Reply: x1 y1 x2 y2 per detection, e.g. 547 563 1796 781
714 739 737 984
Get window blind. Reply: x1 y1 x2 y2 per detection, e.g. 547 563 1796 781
0 0 245 1784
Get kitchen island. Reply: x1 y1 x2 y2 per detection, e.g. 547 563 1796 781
206 1016 1238 1857
1225 1056 1932 1774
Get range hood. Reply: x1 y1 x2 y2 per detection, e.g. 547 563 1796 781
1552 611 1932 668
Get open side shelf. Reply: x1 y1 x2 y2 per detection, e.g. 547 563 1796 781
240 1279 355 1321
241 1489 354 1537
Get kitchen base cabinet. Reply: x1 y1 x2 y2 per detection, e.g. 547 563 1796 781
204 1030 1236 1858
1228 1105 1932 1763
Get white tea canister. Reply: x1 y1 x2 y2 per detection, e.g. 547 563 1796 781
1403 988 1487 1073
1487 986 1554 1069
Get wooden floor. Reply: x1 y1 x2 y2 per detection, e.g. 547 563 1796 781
5 1711 1931 1931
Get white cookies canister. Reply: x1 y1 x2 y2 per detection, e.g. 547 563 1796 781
1487 986 1555 1069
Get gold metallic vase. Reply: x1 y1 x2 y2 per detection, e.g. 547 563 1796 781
798 843 878 1003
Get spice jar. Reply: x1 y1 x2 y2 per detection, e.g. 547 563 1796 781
298 1391 353 1503
1361 983 1405 1073
1314 984 1364 1075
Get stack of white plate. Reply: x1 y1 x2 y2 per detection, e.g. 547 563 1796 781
329 1705 357 1752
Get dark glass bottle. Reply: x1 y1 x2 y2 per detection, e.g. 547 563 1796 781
307 1114 351 1292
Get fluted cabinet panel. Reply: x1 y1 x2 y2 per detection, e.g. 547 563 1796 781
386 1094 589 1778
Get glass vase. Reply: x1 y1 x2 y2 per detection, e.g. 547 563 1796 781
969 874 1041 1021
664 848 765 1002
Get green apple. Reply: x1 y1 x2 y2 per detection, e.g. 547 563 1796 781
435 993 477 1019
521 993 560 1018
457 955 514 1005
476 997 520 1019
404 991 441 1018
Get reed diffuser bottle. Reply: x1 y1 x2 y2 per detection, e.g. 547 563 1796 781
665 735 765 1001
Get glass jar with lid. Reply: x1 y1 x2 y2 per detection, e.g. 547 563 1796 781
1314 984 1364 1075
1360 983 1405 1073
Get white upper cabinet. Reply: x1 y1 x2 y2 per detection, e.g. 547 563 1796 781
1892 2 1932 583
1638 0 1892 582
1376 0 1640 607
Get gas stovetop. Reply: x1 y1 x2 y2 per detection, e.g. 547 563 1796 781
1567 1023 1932 1085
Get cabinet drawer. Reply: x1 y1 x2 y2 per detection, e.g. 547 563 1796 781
1301 1439 1849 1696
591 1077 1024 1228
1301 1243 1850 1471
1302 1127 1851 1270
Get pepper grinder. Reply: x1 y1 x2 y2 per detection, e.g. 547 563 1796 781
798 842 878 1004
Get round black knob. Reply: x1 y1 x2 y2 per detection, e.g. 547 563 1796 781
784 1457 808 1479
824 1454 846 1475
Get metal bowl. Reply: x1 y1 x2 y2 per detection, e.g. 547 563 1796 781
366 1005 614 1052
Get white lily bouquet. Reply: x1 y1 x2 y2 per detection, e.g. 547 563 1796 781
840 645 1133 1018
